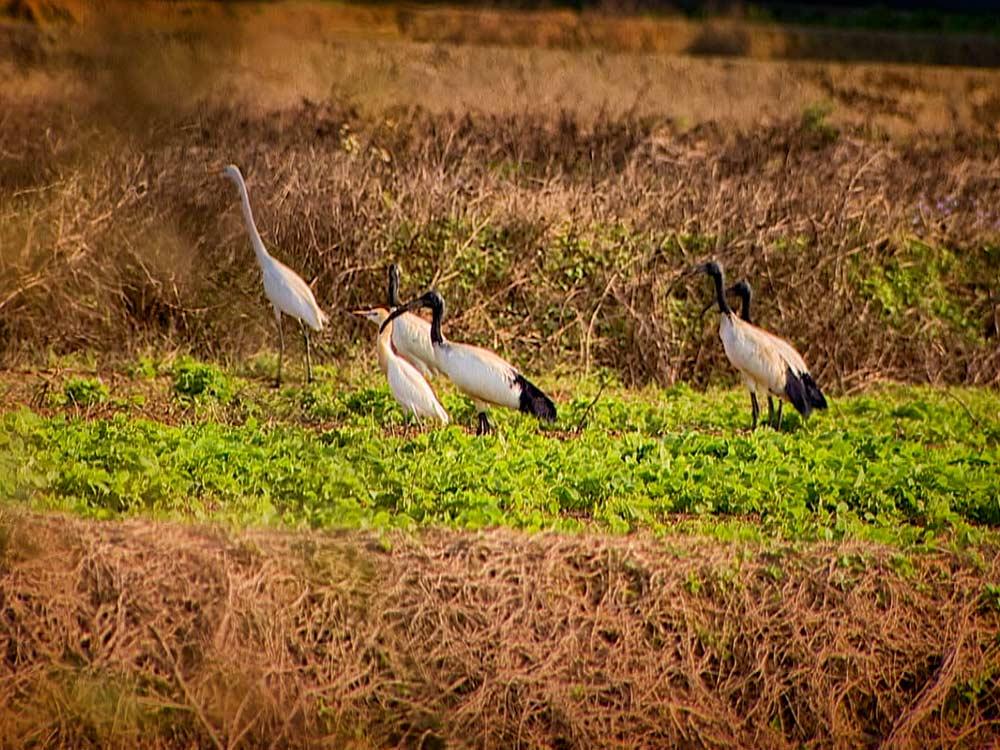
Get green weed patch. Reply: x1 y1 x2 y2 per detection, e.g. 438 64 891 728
2 372 997 547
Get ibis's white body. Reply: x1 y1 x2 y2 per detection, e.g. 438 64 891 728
701 264 824 428
380 290 555 433
430 339 522 412
223 165 327 332
763 329 809 376
356 309 448 424
353 306 440 381
719 313 800 401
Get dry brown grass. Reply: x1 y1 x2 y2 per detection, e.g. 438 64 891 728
1 98 998 389
3 9 999 748
398 5 1000 67
6 3 1000 127
1 510 998 748
9 0 1000 68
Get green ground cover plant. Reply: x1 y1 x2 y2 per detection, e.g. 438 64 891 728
3 367 997 547
58 377 109 407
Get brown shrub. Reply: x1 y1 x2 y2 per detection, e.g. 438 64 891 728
1 100 998 388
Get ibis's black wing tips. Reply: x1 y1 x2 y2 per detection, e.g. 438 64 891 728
515 374 557 422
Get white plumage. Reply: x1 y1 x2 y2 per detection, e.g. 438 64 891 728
385 311 439 380
382 264 439 380
353 308 448 424
727 279 815 428
222 164 328 384
380 290 556 435
432 340 523 412
719 314 789 402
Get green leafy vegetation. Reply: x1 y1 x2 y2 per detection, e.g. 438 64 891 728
171 358 234 403
2 368 997 548
861 239 979 336
983 583 1000 613
60 377 109 408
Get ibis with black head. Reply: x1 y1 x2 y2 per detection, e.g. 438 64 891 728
695 262 827 429
350 265 439 379
380 290 556 435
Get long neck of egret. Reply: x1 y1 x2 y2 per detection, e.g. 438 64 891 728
231 171 270 267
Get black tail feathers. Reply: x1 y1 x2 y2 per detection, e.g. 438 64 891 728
515 374 557 422
783 368 812 418
784 368 828 418
801 373 828 410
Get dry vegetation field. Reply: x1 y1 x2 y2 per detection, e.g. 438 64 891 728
1 1 999 747
2 509 998 748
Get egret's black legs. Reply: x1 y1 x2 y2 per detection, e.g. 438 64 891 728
767 396 775 429
776 401 784 431
274 309 284 387
751 392 760 430
476 412 492 436
300 322 313 383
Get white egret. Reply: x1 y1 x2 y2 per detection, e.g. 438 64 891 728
381 290 557 435
221 164 328 385
696 262 827 429
352 307 449 425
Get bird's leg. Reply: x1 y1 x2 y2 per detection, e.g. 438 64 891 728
476 412 492 436
274 309 284 387
300 322 313 384
776 402 784 431
767 396 776 429
750 392 760 430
